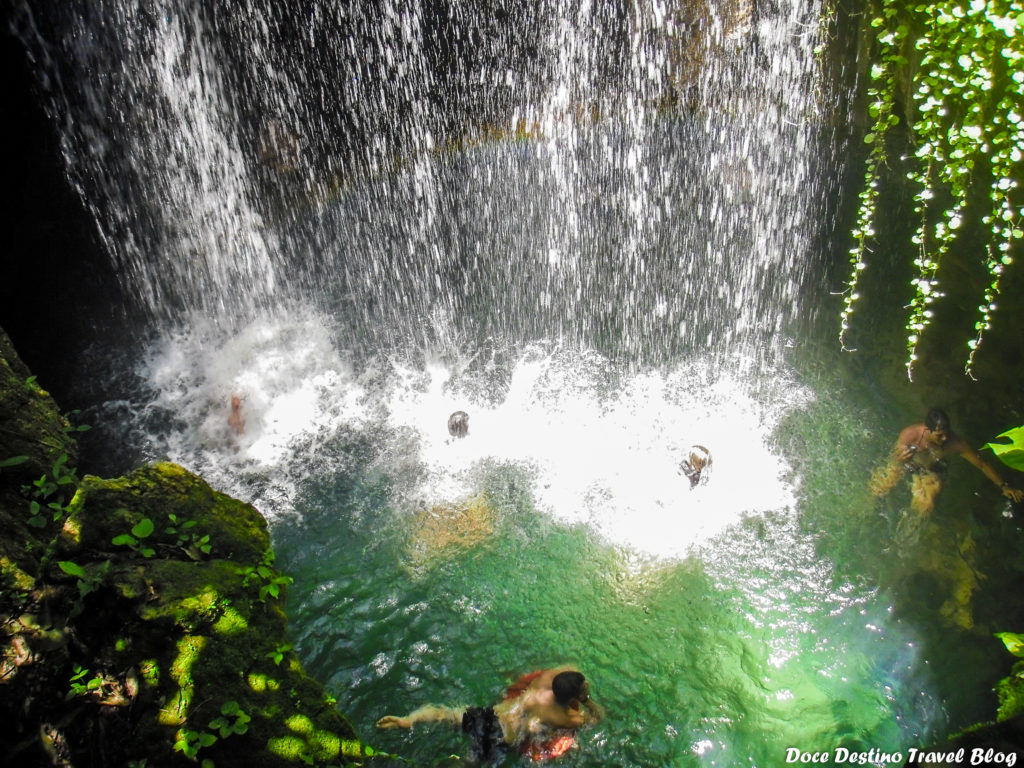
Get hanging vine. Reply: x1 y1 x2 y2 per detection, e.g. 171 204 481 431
841 0 1023 378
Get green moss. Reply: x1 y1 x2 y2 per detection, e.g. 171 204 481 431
995 661 1024 722
55 462 269 565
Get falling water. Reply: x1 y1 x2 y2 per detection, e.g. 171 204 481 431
13 0 831 363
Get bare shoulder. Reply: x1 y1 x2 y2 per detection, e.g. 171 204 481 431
898 423 924 443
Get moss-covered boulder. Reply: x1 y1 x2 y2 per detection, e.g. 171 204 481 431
1 326 79 579
1 328 384 767
54 462 270 566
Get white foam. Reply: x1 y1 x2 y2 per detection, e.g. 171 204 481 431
384 348 810 558
130 312 811 560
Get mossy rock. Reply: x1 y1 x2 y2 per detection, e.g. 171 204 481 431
53 462 270 566
0 327 78 482
30 461 370 766
0 329 380 766
69 557 364 768
995 661 1024 722
0 327 79 578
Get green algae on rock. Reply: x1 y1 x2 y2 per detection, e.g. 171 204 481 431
1 327 387 767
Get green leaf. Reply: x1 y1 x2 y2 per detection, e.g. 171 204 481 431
112 534 138 547
996 632 1024 658
984 426 1024 471
0 455 29 468
59 561 88 578
132 518 155 538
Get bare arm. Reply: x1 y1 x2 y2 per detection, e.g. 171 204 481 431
959 446 1024 503
376 704 464 730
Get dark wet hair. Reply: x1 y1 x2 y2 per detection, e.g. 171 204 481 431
925 408 950 432
552 671 587 706
448 410 469 438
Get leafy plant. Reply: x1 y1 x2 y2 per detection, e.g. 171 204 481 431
241 551 293 602
266 642 294 666
165 514 212 558
23 453 79 527
66 664 106 700
841 0 1023 378
112 517 156 558
62 409 92 434
174 701 250 765
0 455 29 470
984 425 1024 471
994 631 1024 721
58 559 110 616
209 700 251 737
173 727 217 763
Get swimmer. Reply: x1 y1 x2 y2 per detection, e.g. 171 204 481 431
448 410 469 439
228 395 245 436
680 445 711 489
870 407 1024 516
377 667 599 763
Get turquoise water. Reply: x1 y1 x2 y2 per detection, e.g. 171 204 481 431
75 311 1024 767
271 449 920 766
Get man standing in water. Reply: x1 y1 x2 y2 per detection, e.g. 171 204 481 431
376 667 600 763
870 407 1024 515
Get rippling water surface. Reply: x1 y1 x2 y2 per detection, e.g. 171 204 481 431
77 311 1000 766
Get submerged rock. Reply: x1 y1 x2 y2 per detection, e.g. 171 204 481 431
407 493 496 570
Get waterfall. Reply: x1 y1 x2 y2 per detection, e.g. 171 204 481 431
7 8 966 759
13 0 834 365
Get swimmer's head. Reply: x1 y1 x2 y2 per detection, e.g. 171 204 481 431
925 408 950 433
552 671 588 706
688 445 711 471
448 410 469 438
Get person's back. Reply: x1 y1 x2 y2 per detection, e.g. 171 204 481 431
496 668 592 747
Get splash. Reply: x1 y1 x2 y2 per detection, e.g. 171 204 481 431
109 311 810 560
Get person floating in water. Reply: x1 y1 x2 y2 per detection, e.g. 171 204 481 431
448 410 470 439
376 667 600 763
679 445 712 489
228 395 245 436
870 407 1024 516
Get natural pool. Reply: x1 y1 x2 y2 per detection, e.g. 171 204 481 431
74 310 1022 767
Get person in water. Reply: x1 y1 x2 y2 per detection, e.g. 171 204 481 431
228 395 245 436
870 407 1024 515
448 410 470 439
679 445 711 489
376 667 600 763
